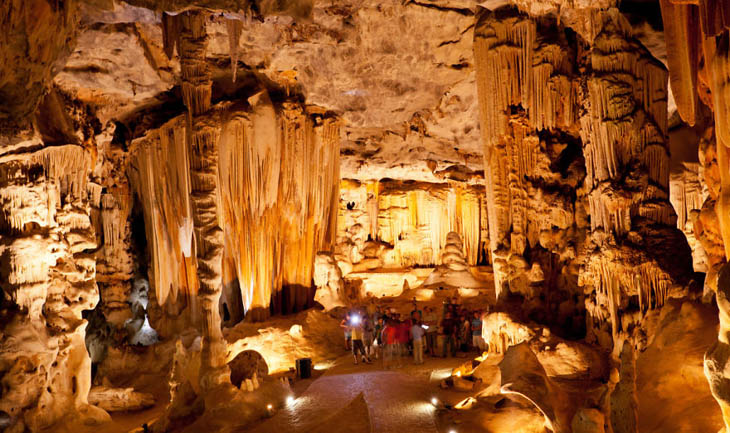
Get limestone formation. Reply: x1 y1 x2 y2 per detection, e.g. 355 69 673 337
423 232 490 294
129 90 340 331
313 252 347 311
338 179 489 269
474 6 587 303
0 137 109 431
3 1 730 432
705 262 730 432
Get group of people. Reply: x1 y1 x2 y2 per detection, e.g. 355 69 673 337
340 297 489 366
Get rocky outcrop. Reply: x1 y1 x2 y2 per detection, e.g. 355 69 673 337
88 386 155 412
705 263 730 432
0 135 108 431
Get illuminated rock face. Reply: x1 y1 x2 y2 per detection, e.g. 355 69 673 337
473 7 588 310
130 92 340 332
0 135 108 431
474 6 692 349
337 179 489 270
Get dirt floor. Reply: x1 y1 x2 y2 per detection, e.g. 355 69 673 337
53 295 724 433
245 351 472 433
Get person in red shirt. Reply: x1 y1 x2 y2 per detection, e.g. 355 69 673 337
396 319 410 368
382 320 398 369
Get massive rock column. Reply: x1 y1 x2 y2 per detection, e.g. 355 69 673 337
474 4 691 342
473 7 587 307
577 10 692 348
89 130 135 330
176 9 230 390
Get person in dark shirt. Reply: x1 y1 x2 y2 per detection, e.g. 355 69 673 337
439 312 457 357
373 316 385 360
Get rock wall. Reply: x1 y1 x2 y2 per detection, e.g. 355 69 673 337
0 136 107 431
659 0 730 287
659 1 730 430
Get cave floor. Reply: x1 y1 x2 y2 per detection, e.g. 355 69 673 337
245 352 470 433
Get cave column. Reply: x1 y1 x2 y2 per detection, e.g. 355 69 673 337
90 135 135 330
177 9 230 390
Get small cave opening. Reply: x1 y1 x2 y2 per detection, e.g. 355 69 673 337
124 196 159 346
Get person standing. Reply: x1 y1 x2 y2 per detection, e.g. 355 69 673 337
382 320 397 369
471 311 485 352
410 320 426 364
459 314 471 352
373 316 385 360
395 320 411 368
363 315 374 359
340 312 352 351
422 306 439 356
350 314 371 365
440 312 457 357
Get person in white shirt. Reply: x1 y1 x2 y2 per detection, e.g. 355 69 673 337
410 321 426 365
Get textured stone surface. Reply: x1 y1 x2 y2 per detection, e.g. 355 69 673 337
2 0 730 432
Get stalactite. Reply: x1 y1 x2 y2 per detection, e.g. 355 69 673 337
659 0 700 126
131 96 340 325
371 180 485 267
129 118 197 326
669 161 708 271
161 12 180 60
225 17 243 83
580 10 671 235
573 10 693 353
